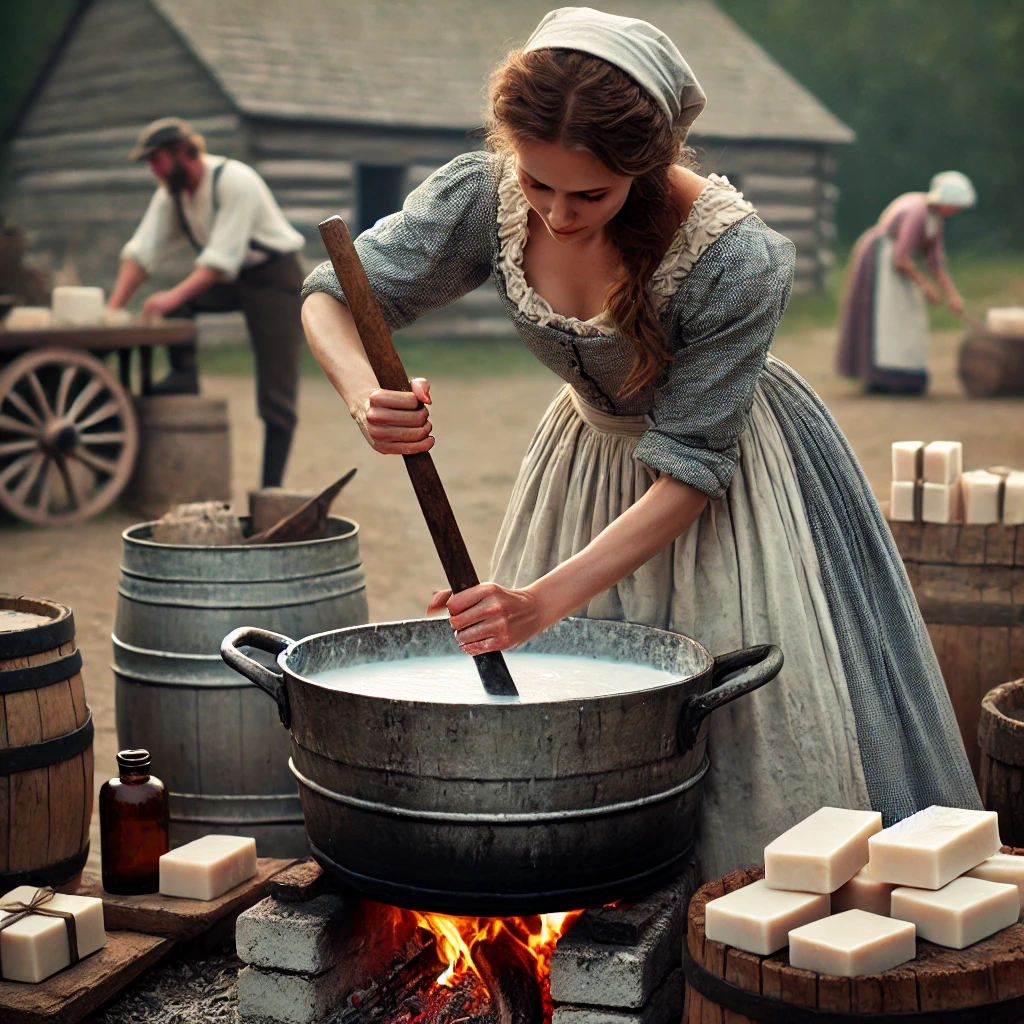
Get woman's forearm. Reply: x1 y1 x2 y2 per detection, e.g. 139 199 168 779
525 473 709 626
301 291 381 416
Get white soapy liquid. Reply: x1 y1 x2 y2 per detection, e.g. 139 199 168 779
310 652 680 703
0 610 51 632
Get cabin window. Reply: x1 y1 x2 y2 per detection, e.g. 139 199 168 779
357 165 406 233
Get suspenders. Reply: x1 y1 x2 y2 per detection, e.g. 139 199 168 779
172 159 282 261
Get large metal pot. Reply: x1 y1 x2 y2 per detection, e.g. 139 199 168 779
222 617 782 915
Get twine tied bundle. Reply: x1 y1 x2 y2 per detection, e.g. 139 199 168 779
0 886 81 971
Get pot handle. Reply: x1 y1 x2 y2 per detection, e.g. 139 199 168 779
221 627 294 729
677 644 784 752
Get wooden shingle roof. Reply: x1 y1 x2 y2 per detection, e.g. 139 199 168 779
151 0 854 144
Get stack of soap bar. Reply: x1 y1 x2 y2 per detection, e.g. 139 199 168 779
891 877 1019 948
159 835 258 901
867 806 1001 889
789 909 916 977
961 470 1002 524
922 442 963 524
764 807 882 893
831 866 898 917
890 442 924 522
1004 473 1024 525
704 880 829 956
892 441 925 482
0 886 106 983
967 853 1024 901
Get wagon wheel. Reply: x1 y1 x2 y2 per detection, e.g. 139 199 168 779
0 348 139 525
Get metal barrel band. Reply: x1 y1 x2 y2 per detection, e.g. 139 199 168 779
0 650 83 694
682 944 1024 1024
0 846 89 891
291 754 709 824
0 609 75 659
0 710 93 776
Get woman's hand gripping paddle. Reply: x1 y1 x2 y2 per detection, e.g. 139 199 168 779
318 216 519 698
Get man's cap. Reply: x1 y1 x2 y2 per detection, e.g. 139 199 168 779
128 117 194 161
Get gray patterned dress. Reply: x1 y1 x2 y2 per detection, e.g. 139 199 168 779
304 151 979 879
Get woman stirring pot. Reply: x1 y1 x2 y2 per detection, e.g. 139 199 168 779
302 7 979 879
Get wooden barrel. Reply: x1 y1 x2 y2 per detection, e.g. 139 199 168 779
979 679 1024 846
122 395 231 518
113 516 368 857
958 330 1024 398
888 519 1024 780
684 865 1024 1023
0 595 93 890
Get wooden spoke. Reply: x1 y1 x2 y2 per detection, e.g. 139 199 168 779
74 399 122 432
64 377 103 423
10 452 45 505
71 446 119 477
27 371 55 421
54 366 77 417
32 459 56 516
78 431 127 446
0 413 39 438
0 451 34 487
0 438 40 457
54 454 82 512
5 388 43 428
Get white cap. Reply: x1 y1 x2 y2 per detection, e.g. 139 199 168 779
927 171 976 209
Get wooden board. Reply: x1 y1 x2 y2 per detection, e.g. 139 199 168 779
0 930 172 1024
63 857 299 939
0 322 196 352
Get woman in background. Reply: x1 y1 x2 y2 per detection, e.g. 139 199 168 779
838 171 976 394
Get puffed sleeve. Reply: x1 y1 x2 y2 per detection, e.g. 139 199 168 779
632 218 795 499
302 151 496 330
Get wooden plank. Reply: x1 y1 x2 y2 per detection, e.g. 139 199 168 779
6 689 49 873
956 524 988 565
0 930 172 1024
724 948 761 994
760 956 784 1000
778 963 817 1007
817 973 850 1011
40 680 85 867
0 694 8 874
0 323 196 352
879 967 919 1012
988 525 1018 566
265 857 330 903
850 974 884 1013
921 524 961 563
66 857 299 938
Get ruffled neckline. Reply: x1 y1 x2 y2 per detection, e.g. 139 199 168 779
496 158 756 337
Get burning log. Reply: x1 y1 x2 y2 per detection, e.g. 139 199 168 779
472 928 545 1024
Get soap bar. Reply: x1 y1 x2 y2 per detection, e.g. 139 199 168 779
159 835 258 901
961 470 1002 524
764 807 883 894
922 482 962 524
891 876 1019 948
967 853 1024 902
0 886 106 983
867 806 1001 889
51 285 105 326
704 879 830 956
923 441 963 485
1004 472 1024 525
892 441 925 483
890 481 918 522
789 909 916 977
831 866 897 917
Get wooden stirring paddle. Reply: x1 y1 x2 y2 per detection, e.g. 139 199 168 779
318 216 519 699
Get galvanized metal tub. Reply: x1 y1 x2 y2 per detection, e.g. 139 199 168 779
222 616 782 914
114 515 368 856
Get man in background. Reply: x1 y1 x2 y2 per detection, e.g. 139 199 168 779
108 117 306 488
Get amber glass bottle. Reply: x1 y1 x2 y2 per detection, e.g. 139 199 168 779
99 749 170 894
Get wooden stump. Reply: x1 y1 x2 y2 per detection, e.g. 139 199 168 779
888 519 1024 780
959 330 1024 398
684 866 1024 1023
980 679 1024 846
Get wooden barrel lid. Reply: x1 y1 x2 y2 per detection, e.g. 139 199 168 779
0 594 75 659
686 863 1024 1022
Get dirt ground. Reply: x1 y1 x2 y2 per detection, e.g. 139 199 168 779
4 327 1024 873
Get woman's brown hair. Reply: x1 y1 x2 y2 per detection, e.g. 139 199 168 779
488 48 695 395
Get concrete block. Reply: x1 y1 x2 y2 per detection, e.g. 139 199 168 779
236 894 354 974
549 876 692 1010
552 968 684 1024
237 963 350 1024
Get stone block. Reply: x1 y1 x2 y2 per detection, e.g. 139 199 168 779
237 962 350 1024
549 875 692 1010
236 894 354 974
552 968 684 1024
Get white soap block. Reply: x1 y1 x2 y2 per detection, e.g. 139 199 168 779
967 853 1024 903
986 307 1024 338
0 886 106 983
764 807 883 894
51 286 105 327
1004 472 1024 525
867 806 1001 890
704 879 830 956
789 909 916 977
892 442 925 483
891 876 1019 948
159 835 258 901
923 441 963 485
961 470 1002 525
4 307 53 331
890 481 918 522
922 482 962 524
831 866 898 917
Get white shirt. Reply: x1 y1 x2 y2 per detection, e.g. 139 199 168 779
121 154 305 279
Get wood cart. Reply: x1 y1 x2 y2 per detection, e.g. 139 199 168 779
0 321 196 525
